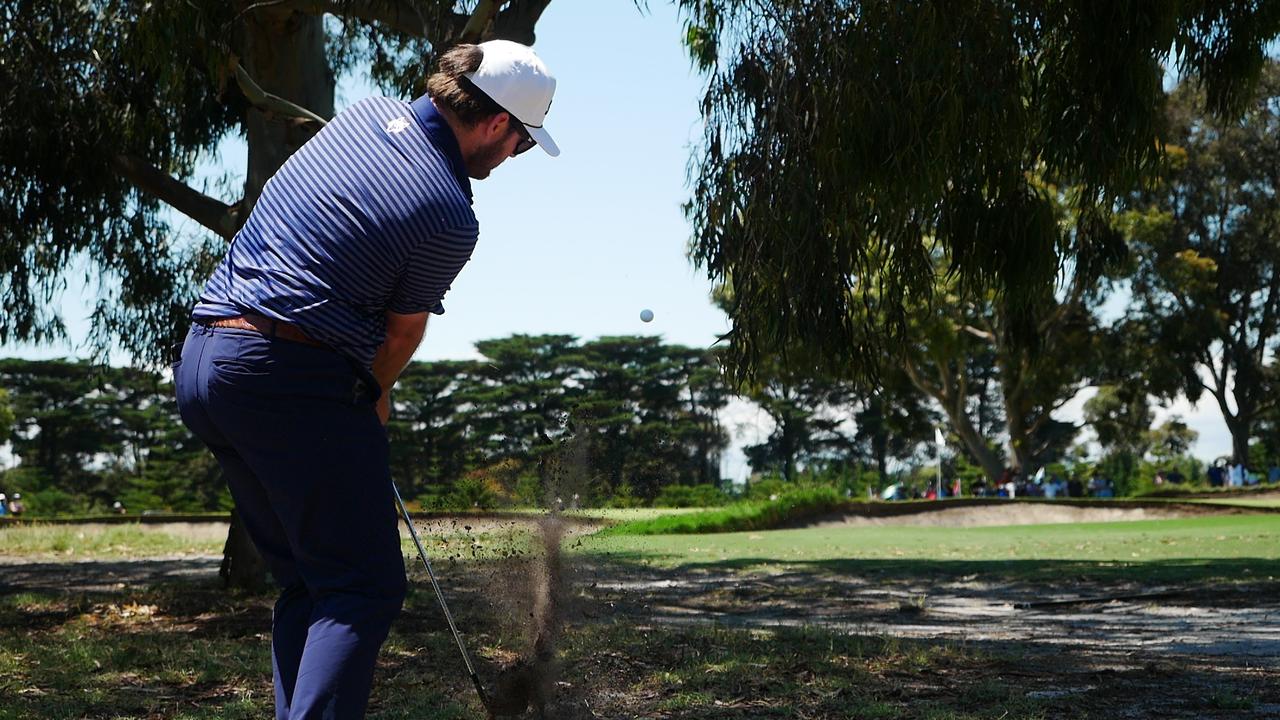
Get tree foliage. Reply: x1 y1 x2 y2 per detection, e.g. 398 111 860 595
0 359 223 512
1126 61 1280 462
2 0 554 365
678 0 1280 382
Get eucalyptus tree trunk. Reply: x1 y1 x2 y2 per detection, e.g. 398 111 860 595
220 9 335 590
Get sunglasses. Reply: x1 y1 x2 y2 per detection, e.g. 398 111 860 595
461 76 538 156
510 119 536 156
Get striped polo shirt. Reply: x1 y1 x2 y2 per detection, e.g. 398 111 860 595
193 96 479 369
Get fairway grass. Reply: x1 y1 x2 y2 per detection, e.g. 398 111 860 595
577 514 1280 584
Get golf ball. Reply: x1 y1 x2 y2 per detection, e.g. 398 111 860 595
640 309 654 323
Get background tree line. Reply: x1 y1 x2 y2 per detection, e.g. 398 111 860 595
0 333 965 514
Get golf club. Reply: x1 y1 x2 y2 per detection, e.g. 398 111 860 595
391 481 532 718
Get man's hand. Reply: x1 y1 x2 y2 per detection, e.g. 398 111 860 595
370 310 429 424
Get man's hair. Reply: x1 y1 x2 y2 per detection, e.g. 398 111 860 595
427 44 507 126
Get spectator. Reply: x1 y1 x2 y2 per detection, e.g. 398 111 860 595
1067 476 1084 497
7 493 23 517
1229 463 1245 487
1167 470 1185 484
1269 465 1280 484
1207 462 1225 487
1087 474 1114 498
1042 475 1057 498
0 493 6 517
112 500 126 515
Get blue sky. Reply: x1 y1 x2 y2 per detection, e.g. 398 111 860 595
0 0 1238 472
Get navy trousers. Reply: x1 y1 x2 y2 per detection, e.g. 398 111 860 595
175 324 407 720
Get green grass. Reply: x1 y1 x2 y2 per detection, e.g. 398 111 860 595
565 506 707 522
0 524 226 559
578 514 1280 583
0 521 547 563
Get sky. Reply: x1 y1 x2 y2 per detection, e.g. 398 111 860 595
0 0 1240 474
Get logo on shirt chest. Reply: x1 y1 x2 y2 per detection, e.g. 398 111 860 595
385 117 411 134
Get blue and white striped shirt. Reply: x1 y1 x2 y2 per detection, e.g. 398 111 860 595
193 96 479 369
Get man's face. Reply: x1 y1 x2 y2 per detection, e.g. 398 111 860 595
466 114 531 180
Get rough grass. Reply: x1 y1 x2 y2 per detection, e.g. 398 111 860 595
0 524 226 559
0 521 544 564
0 583 1065 720
4 513 1279 718
600 487 850 536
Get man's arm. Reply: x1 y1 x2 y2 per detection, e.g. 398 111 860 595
370 310 430 425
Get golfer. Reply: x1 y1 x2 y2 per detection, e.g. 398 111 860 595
175 40 558 719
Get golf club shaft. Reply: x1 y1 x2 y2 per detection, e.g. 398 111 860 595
391 481 489 705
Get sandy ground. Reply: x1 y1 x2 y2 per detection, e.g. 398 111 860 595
582 563 1280 664
819 503 1215 528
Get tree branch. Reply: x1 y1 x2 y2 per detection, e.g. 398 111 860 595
283 0 553 49
283 0 461 39
902 356 941 400
491 0 553 44
233 60 330 127
460 0 501 44
111 154 243 241
959 323 994 342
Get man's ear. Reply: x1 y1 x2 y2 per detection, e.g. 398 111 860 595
483 112 511 141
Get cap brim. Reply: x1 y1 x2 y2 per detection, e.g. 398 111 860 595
527 125 559 157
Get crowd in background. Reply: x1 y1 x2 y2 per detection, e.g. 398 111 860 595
0 491 24 516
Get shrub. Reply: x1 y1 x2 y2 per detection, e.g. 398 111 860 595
605 482 645 508
653 484 729 508
605 486 850 535
22 487 85 517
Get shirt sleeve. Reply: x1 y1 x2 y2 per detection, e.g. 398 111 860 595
388 222 479 315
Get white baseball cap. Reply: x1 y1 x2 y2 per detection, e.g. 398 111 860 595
465 40 559 157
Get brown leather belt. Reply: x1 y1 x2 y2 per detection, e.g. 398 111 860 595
203 314 328 349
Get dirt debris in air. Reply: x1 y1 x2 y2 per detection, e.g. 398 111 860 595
474 435 596 718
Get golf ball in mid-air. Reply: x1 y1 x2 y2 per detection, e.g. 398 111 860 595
640 309 654 323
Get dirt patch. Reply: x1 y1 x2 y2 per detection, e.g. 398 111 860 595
579 562 1280 663
818 503 1198 528
807 499 1273 528
0 556 223 595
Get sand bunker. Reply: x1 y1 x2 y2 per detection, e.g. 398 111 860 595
817 502 1234 528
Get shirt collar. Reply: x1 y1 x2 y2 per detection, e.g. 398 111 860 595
409 95 473 202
